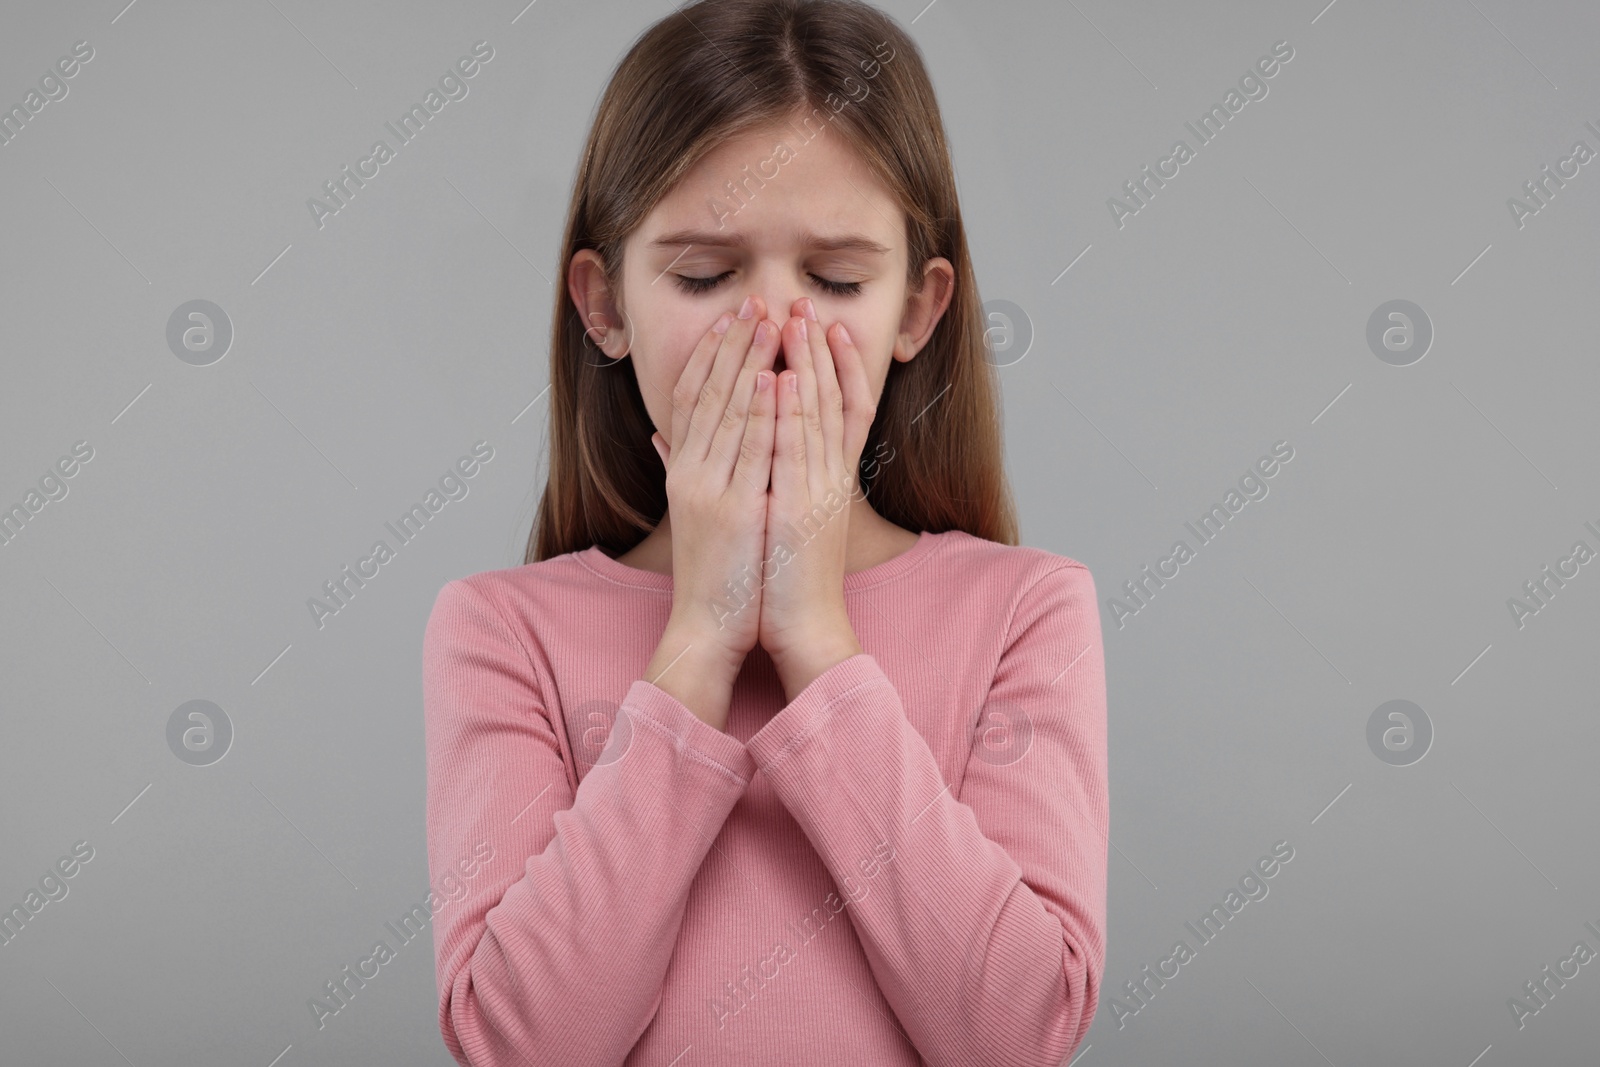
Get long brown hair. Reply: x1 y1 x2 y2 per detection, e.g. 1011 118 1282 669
525 0 1017 565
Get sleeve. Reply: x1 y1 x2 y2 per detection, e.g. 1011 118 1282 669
742 564 1108 1067
422 578 759 1067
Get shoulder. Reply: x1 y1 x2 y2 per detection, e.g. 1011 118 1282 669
921 530 1099 640
435 550 584 601
930 529 1095 594
917 533 1103 696
424 550 599 656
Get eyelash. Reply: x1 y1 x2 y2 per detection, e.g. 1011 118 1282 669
672 271 863 298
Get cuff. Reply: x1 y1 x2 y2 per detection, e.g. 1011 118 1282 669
745 653 890 772
621 679 758 785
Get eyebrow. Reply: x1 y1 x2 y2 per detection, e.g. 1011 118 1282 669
648 228 891 256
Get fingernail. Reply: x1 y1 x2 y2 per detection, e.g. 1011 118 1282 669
738 296 756 319
837 322 851 346
754 321 771 344
797 317 808 341
712 312 734 334
756 370 772 392
802 298 818 322
787 373 799 393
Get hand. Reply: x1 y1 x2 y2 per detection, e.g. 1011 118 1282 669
758 297 877 700
645 295 782 709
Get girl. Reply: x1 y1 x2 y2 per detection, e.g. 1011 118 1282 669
422 1 1108 1064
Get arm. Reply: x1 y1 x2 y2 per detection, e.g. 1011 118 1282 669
422 578 758 1066
744 564 1109 1067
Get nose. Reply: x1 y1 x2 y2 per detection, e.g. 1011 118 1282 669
742 265 811 340
745 286 801 372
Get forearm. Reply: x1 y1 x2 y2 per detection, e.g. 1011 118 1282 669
745 643 1107 1067
435 675 755 1066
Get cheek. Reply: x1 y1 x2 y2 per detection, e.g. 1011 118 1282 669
834 313 892 374
633 318 713 427
655 322 710 388
828 294 893 357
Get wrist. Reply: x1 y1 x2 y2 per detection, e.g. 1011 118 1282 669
658 617 747 680
765 611 857 668
770 630 862 703
646 629 741 730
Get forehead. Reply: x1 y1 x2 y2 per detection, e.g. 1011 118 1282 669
638 119 903 250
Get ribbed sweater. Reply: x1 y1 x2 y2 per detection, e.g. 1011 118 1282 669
421 527 1108 1066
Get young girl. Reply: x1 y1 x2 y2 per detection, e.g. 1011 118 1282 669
422 1 1108 1063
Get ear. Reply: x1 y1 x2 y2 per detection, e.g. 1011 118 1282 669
568 249 630 360
892 256 956 364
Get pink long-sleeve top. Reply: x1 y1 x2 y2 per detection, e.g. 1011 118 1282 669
421 527 1109 1066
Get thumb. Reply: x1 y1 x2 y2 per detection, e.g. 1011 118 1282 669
650 432 669 468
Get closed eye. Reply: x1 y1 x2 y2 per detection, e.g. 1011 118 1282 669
672 272 863 297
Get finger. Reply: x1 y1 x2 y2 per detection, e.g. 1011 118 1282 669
784 311 826 498
663 310 734 459
827 320 874 479
772 367 806 515
733 368 777 499
707 317 779 489
685 295 766 466
806 300 844 484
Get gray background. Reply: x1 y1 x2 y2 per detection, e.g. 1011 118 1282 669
3 0 1597 1064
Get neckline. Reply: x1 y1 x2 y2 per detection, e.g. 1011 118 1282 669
576 529 944 592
